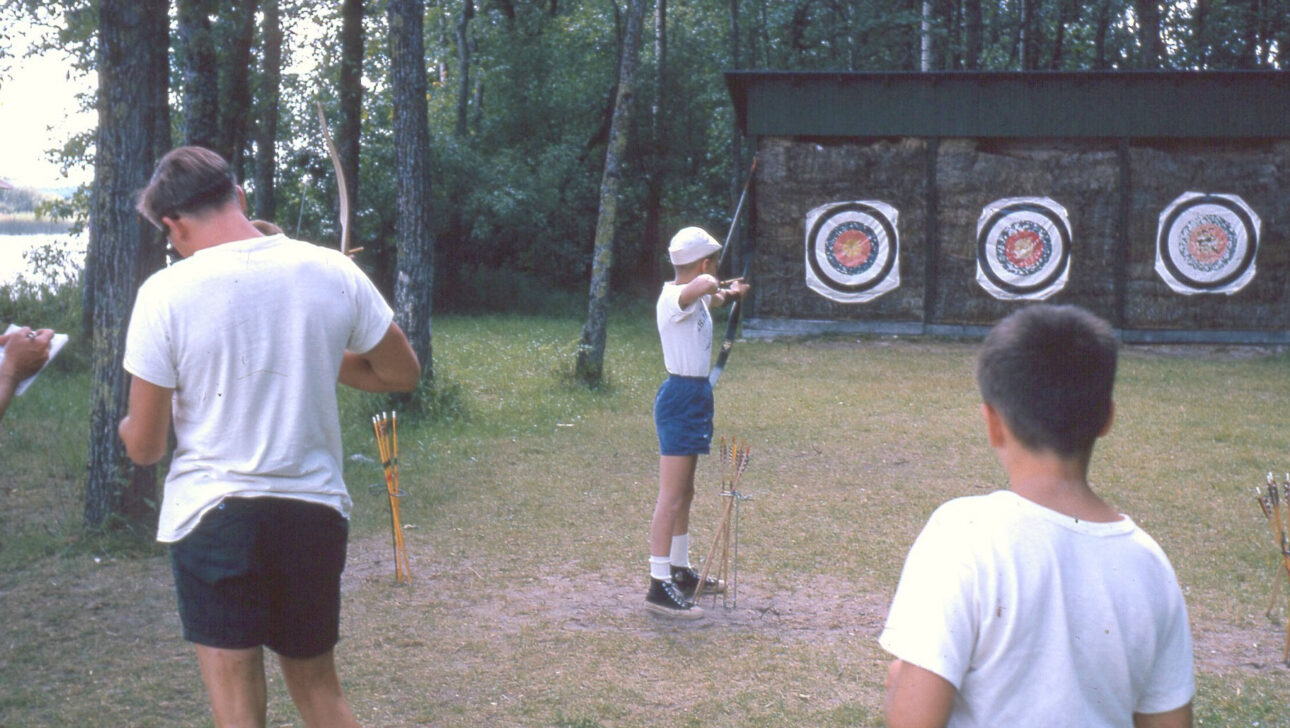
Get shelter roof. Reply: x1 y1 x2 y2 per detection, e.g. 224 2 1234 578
724 70 1290 140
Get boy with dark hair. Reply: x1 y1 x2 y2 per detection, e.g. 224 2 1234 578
120 145 421 728
880 304 1194 728
645 226 749 619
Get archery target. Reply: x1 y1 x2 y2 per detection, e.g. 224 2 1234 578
804 200 900 303
975 197 1071 301
1155 192 1259 295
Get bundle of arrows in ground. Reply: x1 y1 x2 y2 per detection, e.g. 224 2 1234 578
1255 472 1290 665
373 412 411 584
695 437 751 605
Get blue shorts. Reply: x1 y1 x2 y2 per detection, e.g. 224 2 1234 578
170 496 349 659
654 375 714 456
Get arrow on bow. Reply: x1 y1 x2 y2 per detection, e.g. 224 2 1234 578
708 153 758 389
316 101 361 256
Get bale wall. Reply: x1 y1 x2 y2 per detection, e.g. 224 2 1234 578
748 136 1290 340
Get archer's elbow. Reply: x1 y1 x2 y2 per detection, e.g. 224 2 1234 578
391 359 421 392
119 418 167 466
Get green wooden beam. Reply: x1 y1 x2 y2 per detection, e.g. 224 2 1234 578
724 71 1290 140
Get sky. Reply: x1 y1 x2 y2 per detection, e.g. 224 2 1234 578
0 32 95 191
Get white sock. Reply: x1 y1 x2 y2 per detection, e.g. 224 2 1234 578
649 555 672 582
669 533 690 569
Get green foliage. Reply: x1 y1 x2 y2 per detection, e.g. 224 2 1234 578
34 183 90 233
8 0 1290 309
1 239 86 374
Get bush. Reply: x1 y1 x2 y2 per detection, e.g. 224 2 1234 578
1 237 87 373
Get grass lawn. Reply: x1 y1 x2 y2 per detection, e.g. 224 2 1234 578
1 305 1288 726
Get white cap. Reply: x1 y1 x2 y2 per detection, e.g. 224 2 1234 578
668 227 722 265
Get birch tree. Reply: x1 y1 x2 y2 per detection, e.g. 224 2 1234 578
575 0 649 386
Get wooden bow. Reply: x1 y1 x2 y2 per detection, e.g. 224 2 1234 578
316 101 362 256
708 154 758 388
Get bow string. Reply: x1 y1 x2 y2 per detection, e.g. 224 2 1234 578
709 154 758 388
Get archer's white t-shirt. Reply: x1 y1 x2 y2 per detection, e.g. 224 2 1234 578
656 282 712 377
123 235 393 542
879 490 1194 727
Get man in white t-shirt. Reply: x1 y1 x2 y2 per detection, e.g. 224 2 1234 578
880 304 1194 728
118 146 420 728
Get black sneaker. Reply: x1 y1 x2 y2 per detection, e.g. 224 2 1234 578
644 578 705 619
671 565 725 596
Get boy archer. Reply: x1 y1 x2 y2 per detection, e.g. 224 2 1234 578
645 227 750 619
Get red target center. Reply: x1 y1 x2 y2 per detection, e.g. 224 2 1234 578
1185 223 1229 265
1003 230 1043 269
832 230 873 267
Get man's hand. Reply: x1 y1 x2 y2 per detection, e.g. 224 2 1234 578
0 327 53 380
0 327 53 421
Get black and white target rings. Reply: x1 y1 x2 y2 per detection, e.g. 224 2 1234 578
975 197 1071 301
804 200 900 303
1155 192 1259 295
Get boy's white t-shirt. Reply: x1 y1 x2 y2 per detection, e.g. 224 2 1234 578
655 282 712 377
123 235 393 542
879 490 1194 727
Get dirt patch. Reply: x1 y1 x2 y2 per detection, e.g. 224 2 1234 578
341 534 1287 677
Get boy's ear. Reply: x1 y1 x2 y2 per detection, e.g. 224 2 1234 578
982 402 1008 448
160 215 185 243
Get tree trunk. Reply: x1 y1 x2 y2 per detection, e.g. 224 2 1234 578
339 0 364 241
254 0 282 220
728 0 743 267
641 0 666 289
219 0 258 176
86 0 167 531
1050 0 1079 69
920 0 933 71
1237 0 1260 68
1192 0 1209 69
389 0 436 383
177 0 220 148
575 0 648 386
1094 0 1113 69
455 0 473 137
1018 0 1035 70
963 0 982 68
1134 0 1162 68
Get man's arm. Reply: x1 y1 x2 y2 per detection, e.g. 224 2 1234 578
118 376 174 465
339 322 421 393
0 328 53 421
884 659 956 728
1134 703 1193 728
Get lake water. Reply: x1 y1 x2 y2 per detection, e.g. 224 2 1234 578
0 232 89 290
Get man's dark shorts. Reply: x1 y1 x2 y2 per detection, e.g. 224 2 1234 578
654 374 714 456
170 496 349 659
